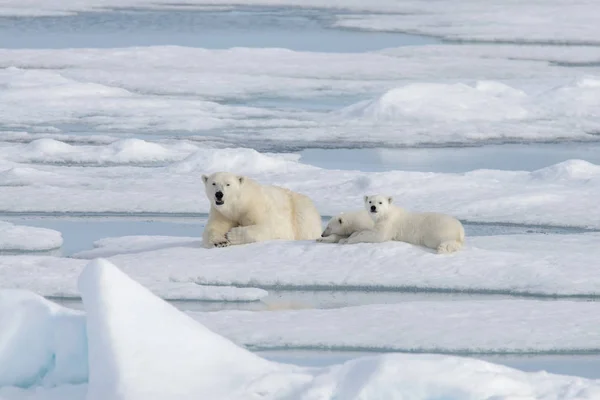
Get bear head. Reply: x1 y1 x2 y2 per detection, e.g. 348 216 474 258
321 213 351 237
364 194 393 222
202 172 245 216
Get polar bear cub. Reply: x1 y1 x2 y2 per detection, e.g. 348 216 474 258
345 195 465 253
317 210 374 243
202 172 322 248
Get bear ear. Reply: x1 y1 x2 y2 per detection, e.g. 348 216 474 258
238 176 245 184
388 196 393 204
202 175 208 184
364 195 369 203
338 217 343 224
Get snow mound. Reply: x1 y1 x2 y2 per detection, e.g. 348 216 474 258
530 159 600 181
541 76 600 117
340 81 530 122
10 139 198 165
0 290 86 388
24 139 74 155
78 259 276 400
3 260 600 399
167 147 307 174
0 221 62 251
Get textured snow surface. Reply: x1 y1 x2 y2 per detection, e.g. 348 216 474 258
0 46 599 147
0 232 590 297
0 254 267 301
0 221 62 251
0 147 599 227
2 259 600 400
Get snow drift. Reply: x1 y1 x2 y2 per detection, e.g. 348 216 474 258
2 259 600 399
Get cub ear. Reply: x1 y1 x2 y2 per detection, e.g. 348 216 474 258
364 195 369 203
238 176 245 184
388 196 393 204
338 217 343 224
202 175 208 184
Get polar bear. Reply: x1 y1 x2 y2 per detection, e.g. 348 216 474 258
317 210 374 244
344 195 465 253
202 172 322 248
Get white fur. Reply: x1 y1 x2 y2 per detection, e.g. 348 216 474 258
345 195 465 254
317 210 374 244
202 172 322 248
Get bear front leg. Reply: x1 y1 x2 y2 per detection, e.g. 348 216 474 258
345 229 388 244
226 225 270 245
203 211 235 248
317 233 343 243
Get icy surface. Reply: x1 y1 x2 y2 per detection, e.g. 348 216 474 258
48 233 600 296
0 0 598 46
0 255 267 301
3 260 600 400
0 221 62 251
195 300 600 352
0 46 599 146
78 259 276 400
0 139 199 166
0 290 86 388
0 148 599 228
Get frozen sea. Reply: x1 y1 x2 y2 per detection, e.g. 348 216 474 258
1 3 600 399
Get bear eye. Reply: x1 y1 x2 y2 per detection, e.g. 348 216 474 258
212 183 216 186
379 202 382 205
369 201 372 204
226 183 230 187
338 218 342 224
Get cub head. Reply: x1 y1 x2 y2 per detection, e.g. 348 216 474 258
364 194 393 221
202 172 245 212
321 214 350 237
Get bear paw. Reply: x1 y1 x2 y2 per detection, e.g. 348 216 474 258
317 235 337 243
338 238 349 244
213 239 230 248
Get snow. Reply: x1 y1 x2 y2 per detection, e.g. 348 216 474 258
0 45 599 147
2 259 600 400
78 259 276 400
15 232 598 297
338 81 531 122
0 221 62 252
0 290 86 388
0 255 267 302
196 300 600 353
0 147 599 228
1 138 199 166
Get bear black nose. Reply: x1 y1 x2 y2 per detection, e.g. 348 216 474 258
321 233 325 237
215 191 223 200
370 205 376 212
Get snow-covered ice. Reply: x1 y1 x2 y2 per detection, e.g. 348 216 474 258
0 138 200 166
0 254 267 302
2 259 600 400
0 221 62 252
0 45 599 146
16 232 596 297
196 300 600 353
0 147 599 228
0 290 86 388
0 0 598 46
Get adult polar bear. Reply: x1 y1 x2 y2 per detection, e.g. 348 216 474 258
344 195 465 253
202 172 322 248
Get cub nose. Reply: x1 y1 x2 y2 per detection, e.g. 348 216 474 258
370 205 376 212
215 191 223 200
